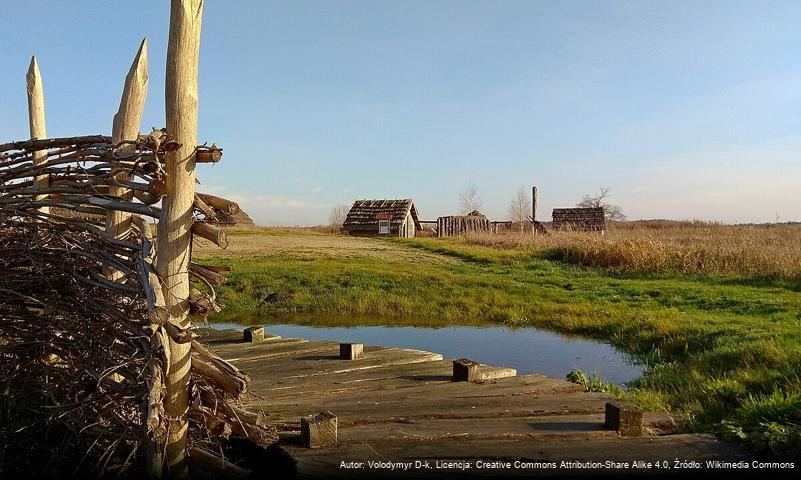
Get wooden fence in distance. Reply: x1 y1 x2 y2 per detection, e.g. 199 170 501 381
436 215 491 237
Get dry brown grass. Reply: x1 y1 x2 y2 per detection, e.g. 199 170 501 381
455 221 801 278
221 225 341 234
194 227 458 265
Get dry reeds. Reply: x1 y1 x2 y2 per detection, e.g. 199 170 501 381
456 221 801 278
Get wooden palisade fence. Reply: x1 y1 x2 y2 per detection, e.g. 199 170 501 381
436 214 491 237
0 1 272 477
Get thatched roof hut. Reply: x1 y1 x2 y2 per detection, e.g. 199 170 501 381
552 207 605 231
343 199 421 238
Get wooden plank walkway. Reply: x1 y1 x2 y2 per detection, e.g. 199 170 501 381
201 329 751 478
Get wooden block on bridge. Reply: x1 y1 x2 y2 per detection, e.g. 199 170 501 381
453 359 516 382
301 411 337 448
477 366 517 382
453 358 480 382
604 401 643 437
339 343 363 360
243 326 265 343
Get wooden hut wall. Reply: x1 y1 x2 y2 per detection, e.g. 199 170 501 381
436 216 491 237
403 211 416 238
552 207 605 231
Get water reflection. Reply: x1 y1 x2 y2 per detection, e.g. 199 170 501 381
208 322 643 385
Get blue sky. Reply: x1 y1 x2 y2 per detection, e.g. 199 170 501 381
2 1 800 225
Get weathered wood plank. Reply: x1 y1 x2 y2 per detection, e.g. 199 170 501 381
263 371 582 415
258 372 609 425
239 346 443 385
249 359 456 400
343 414 613 441
477 366 517 381
336 412 674 441
197 328 745 472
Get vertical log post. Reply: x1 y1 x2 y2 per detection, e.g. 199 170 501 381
107 39 149 243
158 1 204 477
26 56 48 215
108 40 158 476
531 185 538 235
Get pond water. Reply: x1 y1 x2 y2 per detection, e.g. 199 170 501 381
208 322 644 385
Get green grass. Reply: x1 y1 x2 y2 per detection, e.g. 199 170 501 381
200 233 801 456
566 369 625 397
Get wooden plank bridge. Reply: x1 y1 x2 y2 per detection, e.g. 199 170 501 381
202 328 751 478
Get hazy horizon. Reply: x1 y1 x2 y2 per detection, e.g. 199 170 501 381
2 1 800 226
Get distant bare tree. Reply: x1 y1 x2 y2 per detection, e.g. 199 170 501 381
508 187 531 232
577 187 626 221
459 182 482 214
328 203 349 227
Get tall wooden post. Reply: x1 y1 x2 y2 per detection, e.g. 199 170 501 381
26 56 48 215
157 1 203 477
107 39 149 244
531 186 538 223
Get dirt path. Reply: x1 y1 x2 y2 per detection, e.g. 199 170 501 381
193 230 457 265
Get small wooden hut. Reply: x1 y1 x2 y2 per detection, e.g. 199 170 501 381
552 207 605 231
436 210 491 237
343 199 422 238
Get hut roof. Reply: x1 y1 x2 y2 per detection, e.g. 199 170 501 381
343 199 421 231
445 210 487 220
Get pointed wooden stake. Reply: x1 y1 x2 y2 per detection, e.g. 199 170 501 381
106 38 149 246
111 40 158 473
26 56 48 214
158 1 204 477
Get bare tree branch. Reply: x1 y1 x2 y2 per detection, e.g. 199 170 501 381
577 187 626 221
508 187 531 232
459 181 482 214
328 203 349 227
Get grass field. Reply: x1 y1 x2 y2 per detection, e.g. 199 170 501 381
443 221 801 279
195 225 801 456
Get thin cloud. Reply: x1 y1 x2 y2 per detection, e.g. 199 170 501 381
205 192 331 226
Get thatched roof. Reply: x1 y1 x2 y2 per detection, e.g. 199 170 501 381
343 199 421 232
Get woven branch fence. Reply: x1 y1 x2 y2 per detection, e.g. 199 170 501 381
0 133 274 477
